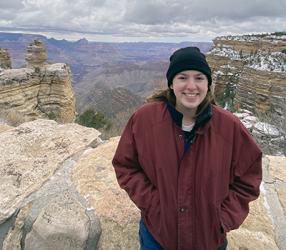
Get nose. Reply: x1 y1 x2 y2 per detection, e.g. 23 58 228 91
185 78 196 89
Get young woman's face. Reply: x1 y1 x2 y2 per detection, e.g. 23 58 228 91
171 70 208 115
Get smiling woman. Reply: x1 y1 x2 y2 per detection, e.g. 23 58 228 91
171 70 209 123
112 46 262 250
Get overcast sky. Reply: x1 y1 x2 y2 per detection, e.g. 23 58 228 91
0 0 285 42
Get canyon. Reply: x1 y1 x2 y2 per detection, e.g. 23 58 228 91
0 31 286 249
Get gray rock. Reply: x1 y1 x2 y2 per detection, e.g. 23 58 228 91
0 119 102 249
24 192 97 250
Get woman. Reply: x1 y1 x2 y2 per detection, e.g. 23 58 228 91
112 47 262 250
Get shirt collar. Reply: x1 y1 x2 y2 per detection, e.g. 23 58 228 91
166 102 183 127
166 101 212 129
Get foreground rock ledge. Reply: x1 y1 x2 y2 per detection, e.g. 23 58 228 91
0 118 285 249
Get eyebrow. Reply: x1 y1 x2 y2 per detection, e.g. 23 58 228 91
177 72 205 76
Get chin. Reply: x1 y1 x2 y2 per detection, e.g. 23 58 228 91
182 102 200 110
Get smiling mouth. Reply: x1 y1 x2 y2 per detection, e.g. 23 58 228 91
183 93 199 97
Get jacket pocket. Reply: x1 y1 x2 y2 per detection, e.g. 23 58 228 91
215 204 226 246
214 206 219 230
143 190 160 229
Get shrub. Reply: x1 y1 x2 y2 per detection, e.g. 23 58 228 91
47 111 57 120
76 109 111 130
215 82 237 112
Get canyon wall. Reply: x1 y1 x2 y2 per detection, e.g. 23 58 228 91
207 33 286 118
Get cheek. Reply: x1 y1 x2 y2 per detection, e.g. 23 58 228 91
172 85 182 95
199 83 209 93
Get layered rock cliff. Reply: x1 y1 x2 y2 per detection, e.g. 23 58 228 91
0 40 75 124
207 33 286 118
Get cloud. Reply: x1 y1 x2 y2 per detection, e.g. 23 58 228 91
184 0 285 21
0 0 285 42
0 0 24 9
124 0 286 23
123 0 183 25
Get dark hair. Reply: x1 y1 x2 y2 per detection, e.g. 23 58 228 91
146 88 215 117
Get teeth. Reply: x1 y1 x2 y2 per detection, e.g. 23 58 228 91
184 93 197 96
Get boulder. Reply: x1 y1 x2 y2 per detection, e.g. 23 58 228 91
24 192 99 250
71 137 140 250
0 119 102 249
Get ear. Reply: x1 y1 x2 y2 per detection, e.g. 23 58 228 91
170 84 173 89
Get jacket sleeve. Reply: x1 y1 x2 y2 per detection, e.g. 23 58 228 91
112 114 158 212
220 122 263 232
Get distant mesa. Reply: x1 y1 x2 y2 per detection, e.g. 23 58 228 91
0 39 76 125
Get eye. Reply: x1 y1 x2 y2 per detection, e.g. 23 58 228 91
195 76 206 81
177 75 187 80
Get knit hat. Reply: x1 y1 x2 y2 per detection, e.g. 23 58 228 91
166 47 212 87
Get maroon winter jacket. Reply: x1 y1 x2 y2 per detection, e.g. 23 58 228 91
112 101 262 250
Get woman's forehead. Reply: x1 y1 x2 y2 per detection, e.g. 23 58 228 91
176 70 205 75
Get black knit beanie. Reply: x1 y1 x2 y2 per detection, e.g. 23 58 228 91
166 47 212 87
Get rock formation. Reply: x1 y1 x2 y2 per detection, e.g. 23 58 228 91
0 119 102 249
0 119 285 249
0 48 11 70
25 40 47 68
0 40 76 124
207 33 286 119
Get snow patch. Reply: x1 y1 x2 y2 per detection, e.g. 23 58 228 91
210 47 241 60
248 52 286 72
260 182 274 225
216 33 286 42
254 122 280 137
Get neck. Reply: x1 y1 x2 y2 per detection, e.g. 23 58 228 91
182 116 195 125
175 105 197 124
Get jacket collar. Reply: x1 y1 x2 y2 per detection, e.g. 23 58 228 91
166 101 212 132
